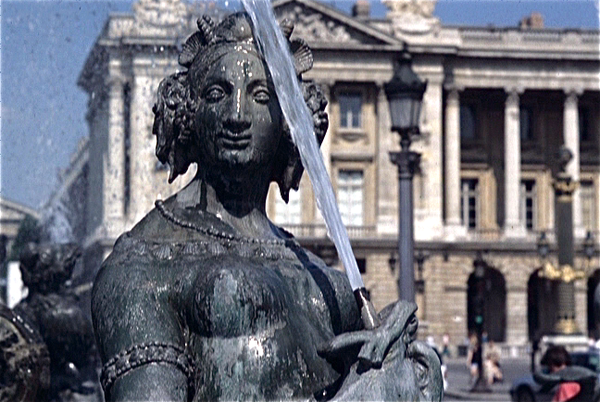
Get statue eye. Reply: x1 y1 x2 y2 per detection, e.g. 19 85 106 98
253 88 271 104
413 355 430 393
204 85 225 102
407 314 418 340
402 313 419 344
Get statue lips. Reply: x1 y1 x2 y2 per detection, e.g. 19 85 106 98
220 130 252 149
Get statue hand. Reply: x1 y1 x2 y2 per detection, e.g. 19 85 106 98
318 301 418 369
318 301 443 401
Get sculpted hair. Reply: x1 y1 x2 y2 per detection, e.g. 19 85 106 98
19 242 81 294
152 12 328 202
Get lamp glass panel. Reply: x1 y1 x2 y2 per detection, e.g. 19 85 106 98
538 243 549 259
411 99 422 131
388 95 413 131
475 263 485 278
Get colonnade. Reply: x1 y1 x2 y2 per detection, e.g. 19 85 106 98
442 86 585 238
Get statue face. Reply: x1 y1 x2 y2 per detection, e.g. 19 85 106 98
194 49 283 172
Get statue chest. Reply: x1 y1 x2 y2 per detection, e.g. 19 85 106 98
183 254 336 336
181 255 340 400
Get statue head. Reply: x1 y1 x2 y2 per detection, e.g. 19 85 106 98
19 242 81 294
153 12 328 202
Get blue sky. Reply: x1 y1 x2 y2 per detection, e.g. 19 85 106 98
2 0 599 210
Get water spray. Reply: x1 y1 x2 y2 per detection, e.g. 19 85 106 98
241 0 379 329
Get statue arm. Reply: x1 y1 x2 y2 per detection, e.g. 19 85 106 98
92 256 192 401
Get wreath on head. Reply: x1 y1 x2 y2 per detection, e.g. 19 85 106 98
152 12 328 202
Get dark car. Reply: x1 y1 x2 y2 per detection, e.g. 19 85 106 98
510 348 600 402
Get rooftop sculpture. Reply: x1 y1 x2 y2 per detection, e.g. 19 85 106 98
92 12 442 401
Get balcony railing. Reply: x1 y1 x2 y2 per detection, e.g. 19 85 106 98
459 26 599 46
464 228 556 243
280 224 598 244
465 227 503 242
281 224 377 239
462 228 599 244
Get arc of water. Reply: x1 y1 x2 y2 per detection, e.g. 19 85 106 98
240 0 365 292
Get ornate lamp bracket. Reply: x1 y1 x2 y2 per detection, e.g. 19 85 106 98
538 262 585 283
552 176 579 203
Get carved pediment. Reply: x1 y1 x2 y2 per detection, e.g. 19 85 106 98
274 0 399 46
277 4 359 44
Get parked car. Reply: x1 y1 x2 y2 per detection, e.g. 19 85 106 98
510 348 600 402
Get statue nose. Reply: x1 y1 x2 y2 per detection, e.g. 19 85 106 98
225 88 251 133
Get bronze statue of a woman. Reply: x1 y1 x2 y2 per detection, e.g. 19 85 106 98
92 12 442 401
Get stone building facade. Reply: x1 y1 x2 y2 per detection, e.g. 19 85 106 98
73 0 600 349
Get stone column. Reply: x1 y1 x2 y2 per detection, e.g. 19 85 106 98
129 70 158 225
564 90 584 238
104 71 127 238
417 75 444 240
504 89 526 238
376 81 397 234
505 288 528 345
444 88 464 238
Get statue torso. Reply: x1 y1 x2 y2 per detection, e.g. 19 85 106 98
110 198 360 401
187 254 340 400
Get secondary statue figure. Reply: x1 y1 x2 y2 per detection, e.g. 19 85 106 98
92 12 443 401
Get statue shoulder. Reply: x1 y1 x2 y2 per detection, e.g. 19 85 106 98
91 238 191 398
92 234 187 360
302 250 361 333
127 200 183 241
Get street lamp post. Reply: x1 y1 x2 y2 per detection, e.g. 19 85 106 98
385 55 427 302
584 231 596 270
471 252 491 393
415 250 428 294
537 146 582 335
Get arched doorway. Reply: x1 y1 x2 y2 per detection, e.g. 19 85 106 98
587 269 600 339
467 266 506 342
527 268 557 342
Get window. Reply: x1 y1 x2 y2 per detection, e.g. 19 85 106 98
520 106 534 141
520 180 536 230
338 170 363 225
579 106 590 142
461 179 479 229
581 180 597 231
274 187 301 225
460 105 476 140
339 92 362 129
